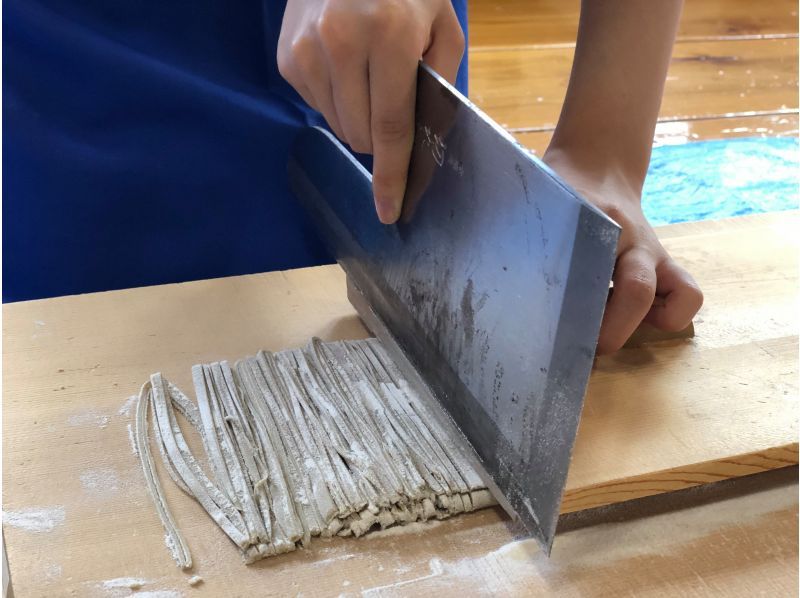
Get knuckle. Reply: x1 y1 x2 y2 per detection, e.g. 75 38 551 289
623 271 656 304
600 202 623 223
452 24 466 56
369 0 410 35
276 51 293 80
276 36 297 80
664 286 704 332
289 36 317 72
668 259 705 310
683 278 704 310
316 13 351 57
373 117 411 143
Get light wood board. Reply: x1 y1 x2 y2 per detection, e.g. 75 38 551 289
3 213 798 595
565 213 799 510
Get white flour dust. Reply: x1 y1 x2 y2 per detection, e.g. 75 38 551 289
42 563 63 581
67 411 110 428
364 520 445 540
127 423 139 456
362 558 445 597
118 395 137 417
3 506 65 532
359 483 799 595
362 542 540 597
96 578 182 598
101 577 149 590
80 467 121 496
310 553 356 567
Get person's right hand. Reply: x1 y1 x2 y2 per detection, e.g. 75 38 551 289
277 0 465 224
544 148 704 354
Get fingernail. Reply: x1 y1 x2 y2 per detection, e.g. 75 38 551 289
375 198 400 224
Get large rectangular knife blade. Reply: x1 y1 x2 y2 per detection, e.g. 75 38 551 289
288 64 620 553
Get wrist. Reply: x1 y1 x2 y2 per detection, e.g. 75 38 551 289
542 141 645 203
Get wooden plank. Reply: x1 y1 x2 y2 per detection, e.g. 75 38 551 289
565 213 799 511
469 0 799 49
3 213 797 595
4 477 796 595
469 38 799 131
564 445 798 513
515 113 800 155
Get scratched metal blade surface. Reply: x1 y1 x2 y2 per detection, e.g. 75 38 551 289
288 64 620 552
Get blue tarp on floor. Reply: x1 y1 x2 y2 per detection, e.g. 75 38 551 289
643 137 800 226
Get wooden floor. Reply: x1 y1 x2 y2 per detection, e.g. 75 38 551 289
468 0 799 154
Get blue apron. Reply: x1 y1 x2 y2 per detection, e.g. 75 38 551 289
3 1 468 302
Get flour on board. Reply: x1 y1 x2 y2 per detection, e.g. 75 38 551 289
67 411 110 428
3 506 65 533
101 577 149 590
80 468 121 496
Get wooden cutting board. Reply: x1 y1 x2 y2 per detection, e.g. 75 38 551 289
3 212 797 596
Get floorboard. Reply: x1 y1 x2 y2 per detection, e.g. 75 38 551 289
469 0 799 49
514 113 799 155
470 38 798 131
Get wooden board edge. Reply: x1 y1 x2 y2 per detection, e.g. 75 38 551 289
560 443 799 513
653 209 798 239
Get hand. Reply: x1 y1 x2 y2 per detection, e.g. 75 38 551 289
544 148 704 355
277 0 465 223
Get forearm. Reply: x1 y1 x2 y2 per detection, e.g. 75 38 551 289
542 0 702 353
546 0 683 193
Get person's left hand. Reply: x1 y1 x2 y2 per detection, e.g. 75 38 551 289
544 148 704 354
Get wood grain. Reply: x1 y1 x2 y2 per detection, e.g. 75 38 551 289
562 445 798 512
564 212 799 510
469 38 799 131
515 112 800 155
469 0 799 49
2 213 797 595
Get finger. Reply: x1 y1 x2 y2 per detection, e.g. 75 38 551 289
318 20 372 154
644 258 704 331
304 68 346 142
277 50 318 112
368 46 417 224
288 37 345 140
327 57 372 153
598 249 657 354
422 7 465 85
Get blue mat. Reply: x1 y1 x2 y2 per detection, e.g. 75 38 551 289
642 137 799 226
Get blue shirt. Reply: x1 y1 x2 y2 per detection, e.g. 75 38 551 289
3 1 468 301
